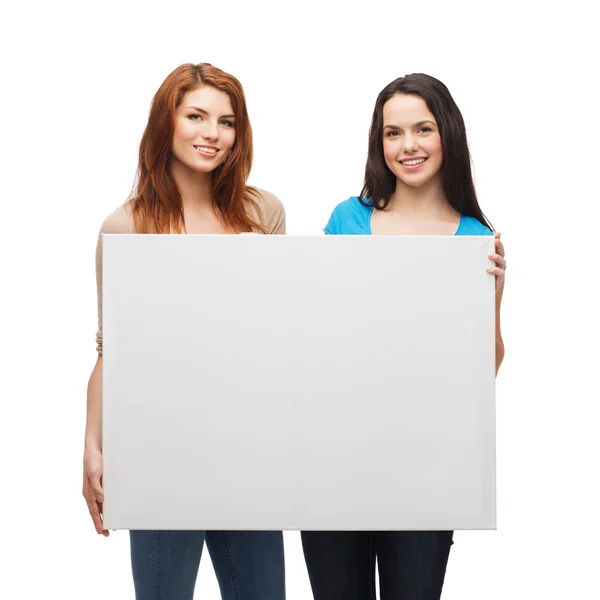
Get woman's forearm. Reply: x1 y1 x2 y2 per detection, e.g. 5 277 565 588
495 336 505 376
85 356 103 452
495 290 504 376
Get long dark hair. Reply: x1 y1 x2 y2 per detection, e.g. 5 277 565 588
360 73 493 230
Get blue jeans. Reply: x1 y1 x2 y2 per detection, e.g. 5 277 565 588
130 530 285 600
301 531 453 600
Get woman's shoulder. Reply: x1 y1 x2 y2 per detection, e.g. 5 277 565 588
99 203 133 234
254 188 284 212
324 196 371 234
249 188 286 234
458 215 493 236
334 196 370 214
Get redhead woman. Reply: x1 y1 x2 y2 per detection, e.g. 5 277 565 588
82 63 286 600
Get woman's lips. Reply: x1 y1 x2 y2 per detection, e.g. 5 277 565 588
193 145 220 158
400 157 428 170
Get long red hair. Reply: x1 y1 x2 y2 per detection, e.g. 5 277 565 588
128 63 265 233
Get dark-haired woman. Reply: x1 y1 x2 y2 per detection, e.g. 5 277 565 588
301 74 506 600
82 63 286 600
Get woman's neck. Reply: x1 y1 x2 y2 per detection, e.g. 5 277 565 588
170 158 214 213
386 176 456 219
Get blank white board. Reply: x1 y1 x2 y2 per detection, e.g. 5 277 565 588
102 235 496 530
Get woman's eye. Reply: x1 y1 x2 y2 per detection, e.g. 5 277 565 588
418 127 432 133
386 131 399 137
220 120 234 127
188 114 202 121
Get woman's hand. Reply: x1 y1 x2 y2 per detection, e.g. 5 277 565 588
83 448 109 537
487 232 506 294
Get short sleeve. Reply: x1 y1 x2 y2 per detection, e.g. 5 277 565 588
324 198 360 234
253 189 286 234
323 209 339 235
323 198 368 235
95 206 131 355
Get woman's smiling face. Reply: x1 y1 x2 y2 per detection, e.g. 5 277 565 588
171 85 237 174
382 93 443 189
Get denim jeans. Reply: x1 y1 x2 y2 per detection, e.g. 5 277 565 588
130 530 285 600
301 530 453 600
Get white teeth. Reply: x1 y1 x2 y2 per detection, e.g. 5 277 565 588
195 146 218 153
402 158 426 166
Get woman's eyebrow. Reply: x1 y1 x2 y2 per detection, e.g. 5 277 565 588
187 106 235 119
383 120 437 130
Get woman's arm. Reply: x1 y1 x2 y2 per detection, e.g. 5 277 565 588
82 208 129 537
85 357 102 451
495 288 505 375
488 233 506 376
83 356 109 536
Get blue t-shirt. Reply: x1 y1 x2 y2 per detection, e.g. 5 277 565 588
324 196 493 236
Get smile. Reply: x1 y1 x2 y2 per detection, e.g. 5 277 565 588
400 158 427 166
193 146 220 156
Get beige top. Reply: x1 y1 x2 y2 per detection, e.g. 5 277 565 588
95 189 286 355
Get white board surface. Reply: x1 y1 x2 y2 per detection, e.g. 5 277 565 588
102 235 496 530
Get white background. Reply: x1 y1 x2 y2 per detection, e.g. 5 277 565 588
1 1 598 598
